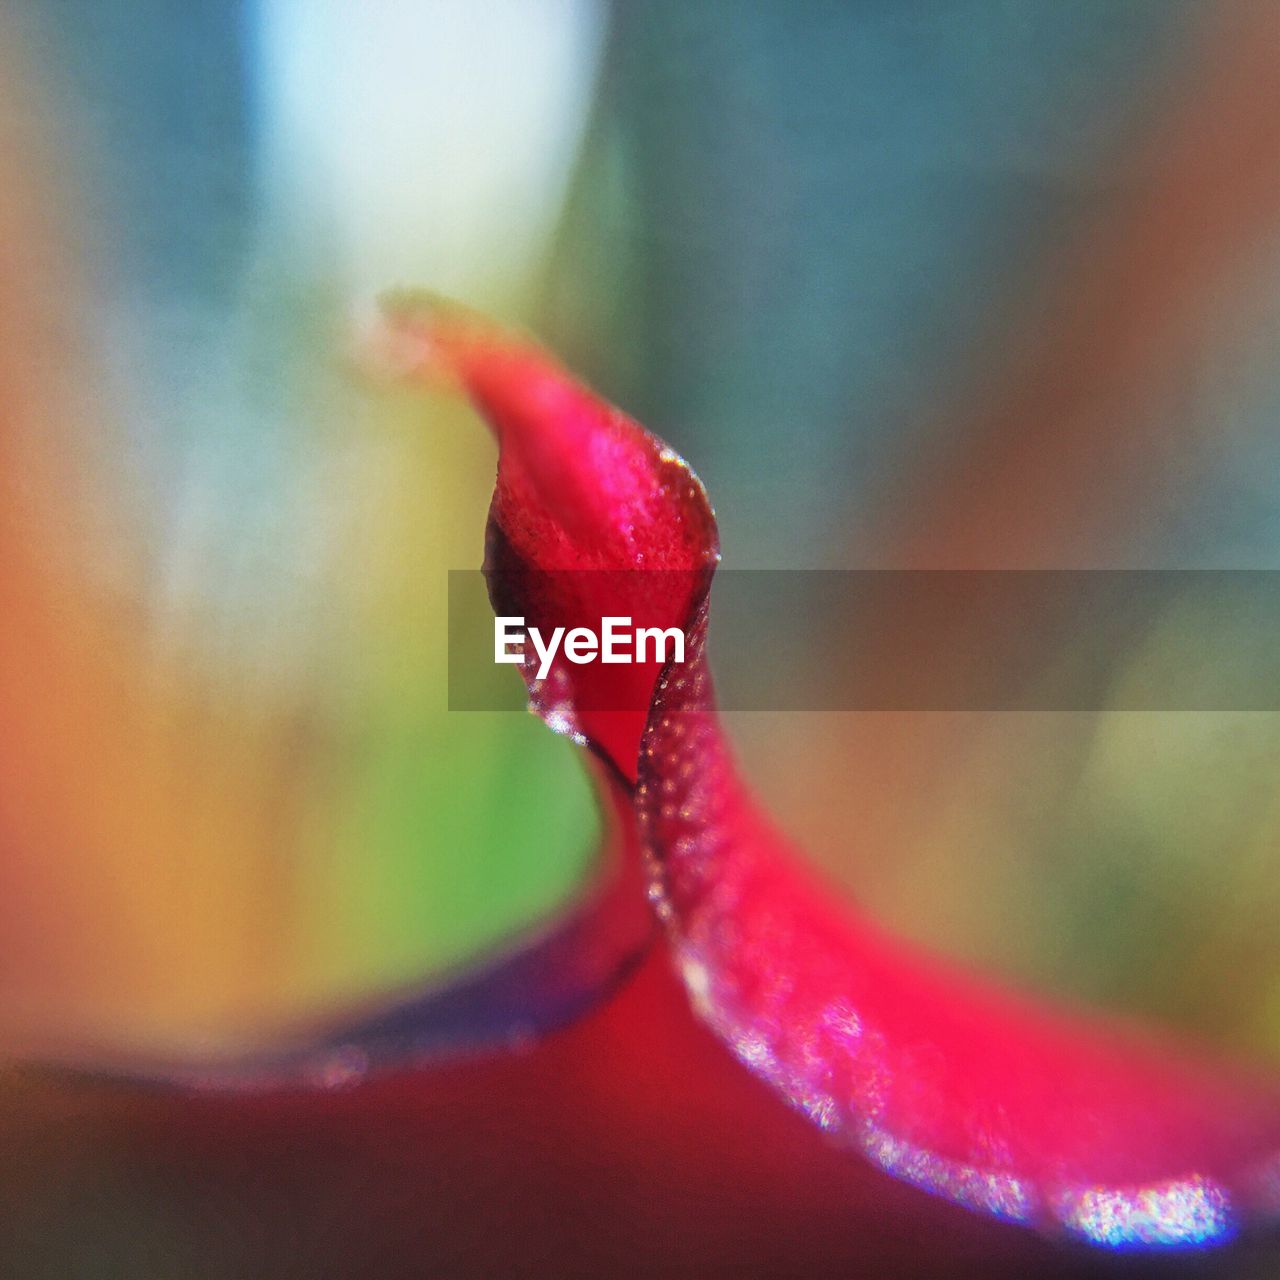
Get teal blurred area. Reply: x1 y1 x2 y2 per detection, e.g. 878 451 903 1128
544 0 1206 566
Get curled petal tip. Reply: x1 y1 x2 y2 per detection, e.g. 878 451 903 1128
364 289 488 390
378 294 717 573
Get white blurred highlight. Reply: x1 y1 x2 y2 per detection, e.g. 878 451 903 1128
255 0 607 302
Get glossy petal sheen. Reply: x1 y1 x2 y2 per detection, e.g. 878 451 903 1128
388 297 1280 1253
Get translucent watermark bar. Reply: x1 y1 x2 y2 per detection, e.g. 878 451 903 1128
448 570 1280 711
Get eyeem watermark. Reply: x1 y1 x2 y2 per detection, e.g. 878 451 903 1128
451 569 1280 712
496 616 686 681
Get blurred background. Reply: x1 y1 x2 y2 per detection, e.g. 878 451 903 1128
3 0 1280 1274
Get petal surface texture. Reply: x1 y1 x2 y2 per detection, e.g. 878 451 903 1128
390 298 1280 1253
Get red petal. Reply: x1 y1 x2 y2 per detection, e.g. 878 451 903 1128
392 298 1280 1251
